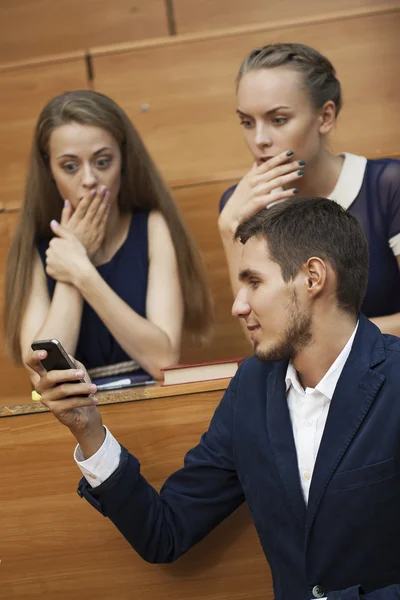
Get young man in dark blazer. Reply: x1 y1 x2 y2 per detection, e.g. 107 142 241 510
28 197 400 600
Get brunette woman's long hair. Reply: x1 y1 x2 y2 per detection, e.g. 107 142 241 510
5 90 213 364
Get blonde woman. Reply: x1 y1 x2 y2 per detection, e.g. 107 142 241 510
219 43 400 335
5 90 212 382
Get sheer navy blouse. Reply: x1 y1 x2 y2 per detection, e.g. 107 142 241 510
219 154 400 318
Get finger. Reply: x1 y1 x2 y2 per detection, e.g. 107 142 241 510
252 160 305 187
35 368 88 396
92 193 111 228
38 380 94 402
25 350 48 377
45 263 56 279
60 200 73 226
254 150 297 175
253 169 305 194
42 395 99 413
86 188 104 220
67 354 78 368
41 367 86 387
248 161 258 175
39 380 96 403
50 220 76 240
263 188 299 205
46 254 57 273
90 190 109 227
86 186 107 218
68 356 91 383
238 188 298 222
48 237 62 250
72 189 96 222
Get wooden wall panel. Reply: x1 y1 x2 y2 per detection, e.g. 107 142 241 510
1 390 273 599
176 181 251 364
0 58 88 211
92 11 400 186
174 0 400 34
0 0 168 65
0 212 32 406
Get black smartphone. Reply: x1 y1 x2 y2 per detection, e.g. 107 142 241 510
31 339 84 383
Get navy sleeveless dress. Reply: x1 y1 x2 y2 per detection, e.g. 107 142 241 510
219 156 400 319
37 211 149 370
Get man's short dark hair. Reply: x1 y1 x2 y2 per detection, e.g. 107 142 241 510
235 197 369 315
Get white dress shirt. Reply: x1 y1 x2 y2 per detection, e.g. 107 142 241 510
75 324 358 600
286 323 358 502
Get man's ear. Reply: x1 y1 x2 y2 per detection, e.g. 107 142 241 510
304 256 327 297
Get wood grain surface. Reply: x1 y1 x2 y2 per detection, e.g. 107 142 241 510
0 384 273 600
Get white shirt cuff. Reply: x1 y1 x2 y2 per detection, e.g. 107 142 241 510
74 426 121 488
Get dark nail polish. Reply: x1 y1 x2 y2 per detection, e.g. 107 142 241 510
297 170 304 176
286 150 294 156
293 189 299 194
298 160 306 166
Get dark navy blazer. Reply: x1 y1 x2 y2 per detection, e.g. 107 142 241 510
79 314 400 599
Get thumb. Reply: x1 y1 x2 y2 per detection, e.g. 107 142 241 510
50 220 73 239
60 199 72 226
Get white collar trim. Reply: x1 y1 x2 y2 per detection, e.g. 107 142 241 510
328 152 367 210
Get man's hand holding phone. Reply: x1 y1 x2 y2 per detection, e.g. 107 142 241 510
27 343 106 459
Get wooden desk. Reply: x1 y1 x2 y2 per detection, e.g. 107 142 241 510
0 379 273 600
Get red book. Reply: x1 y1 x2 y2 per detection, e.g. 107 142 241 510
162 358 243 386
